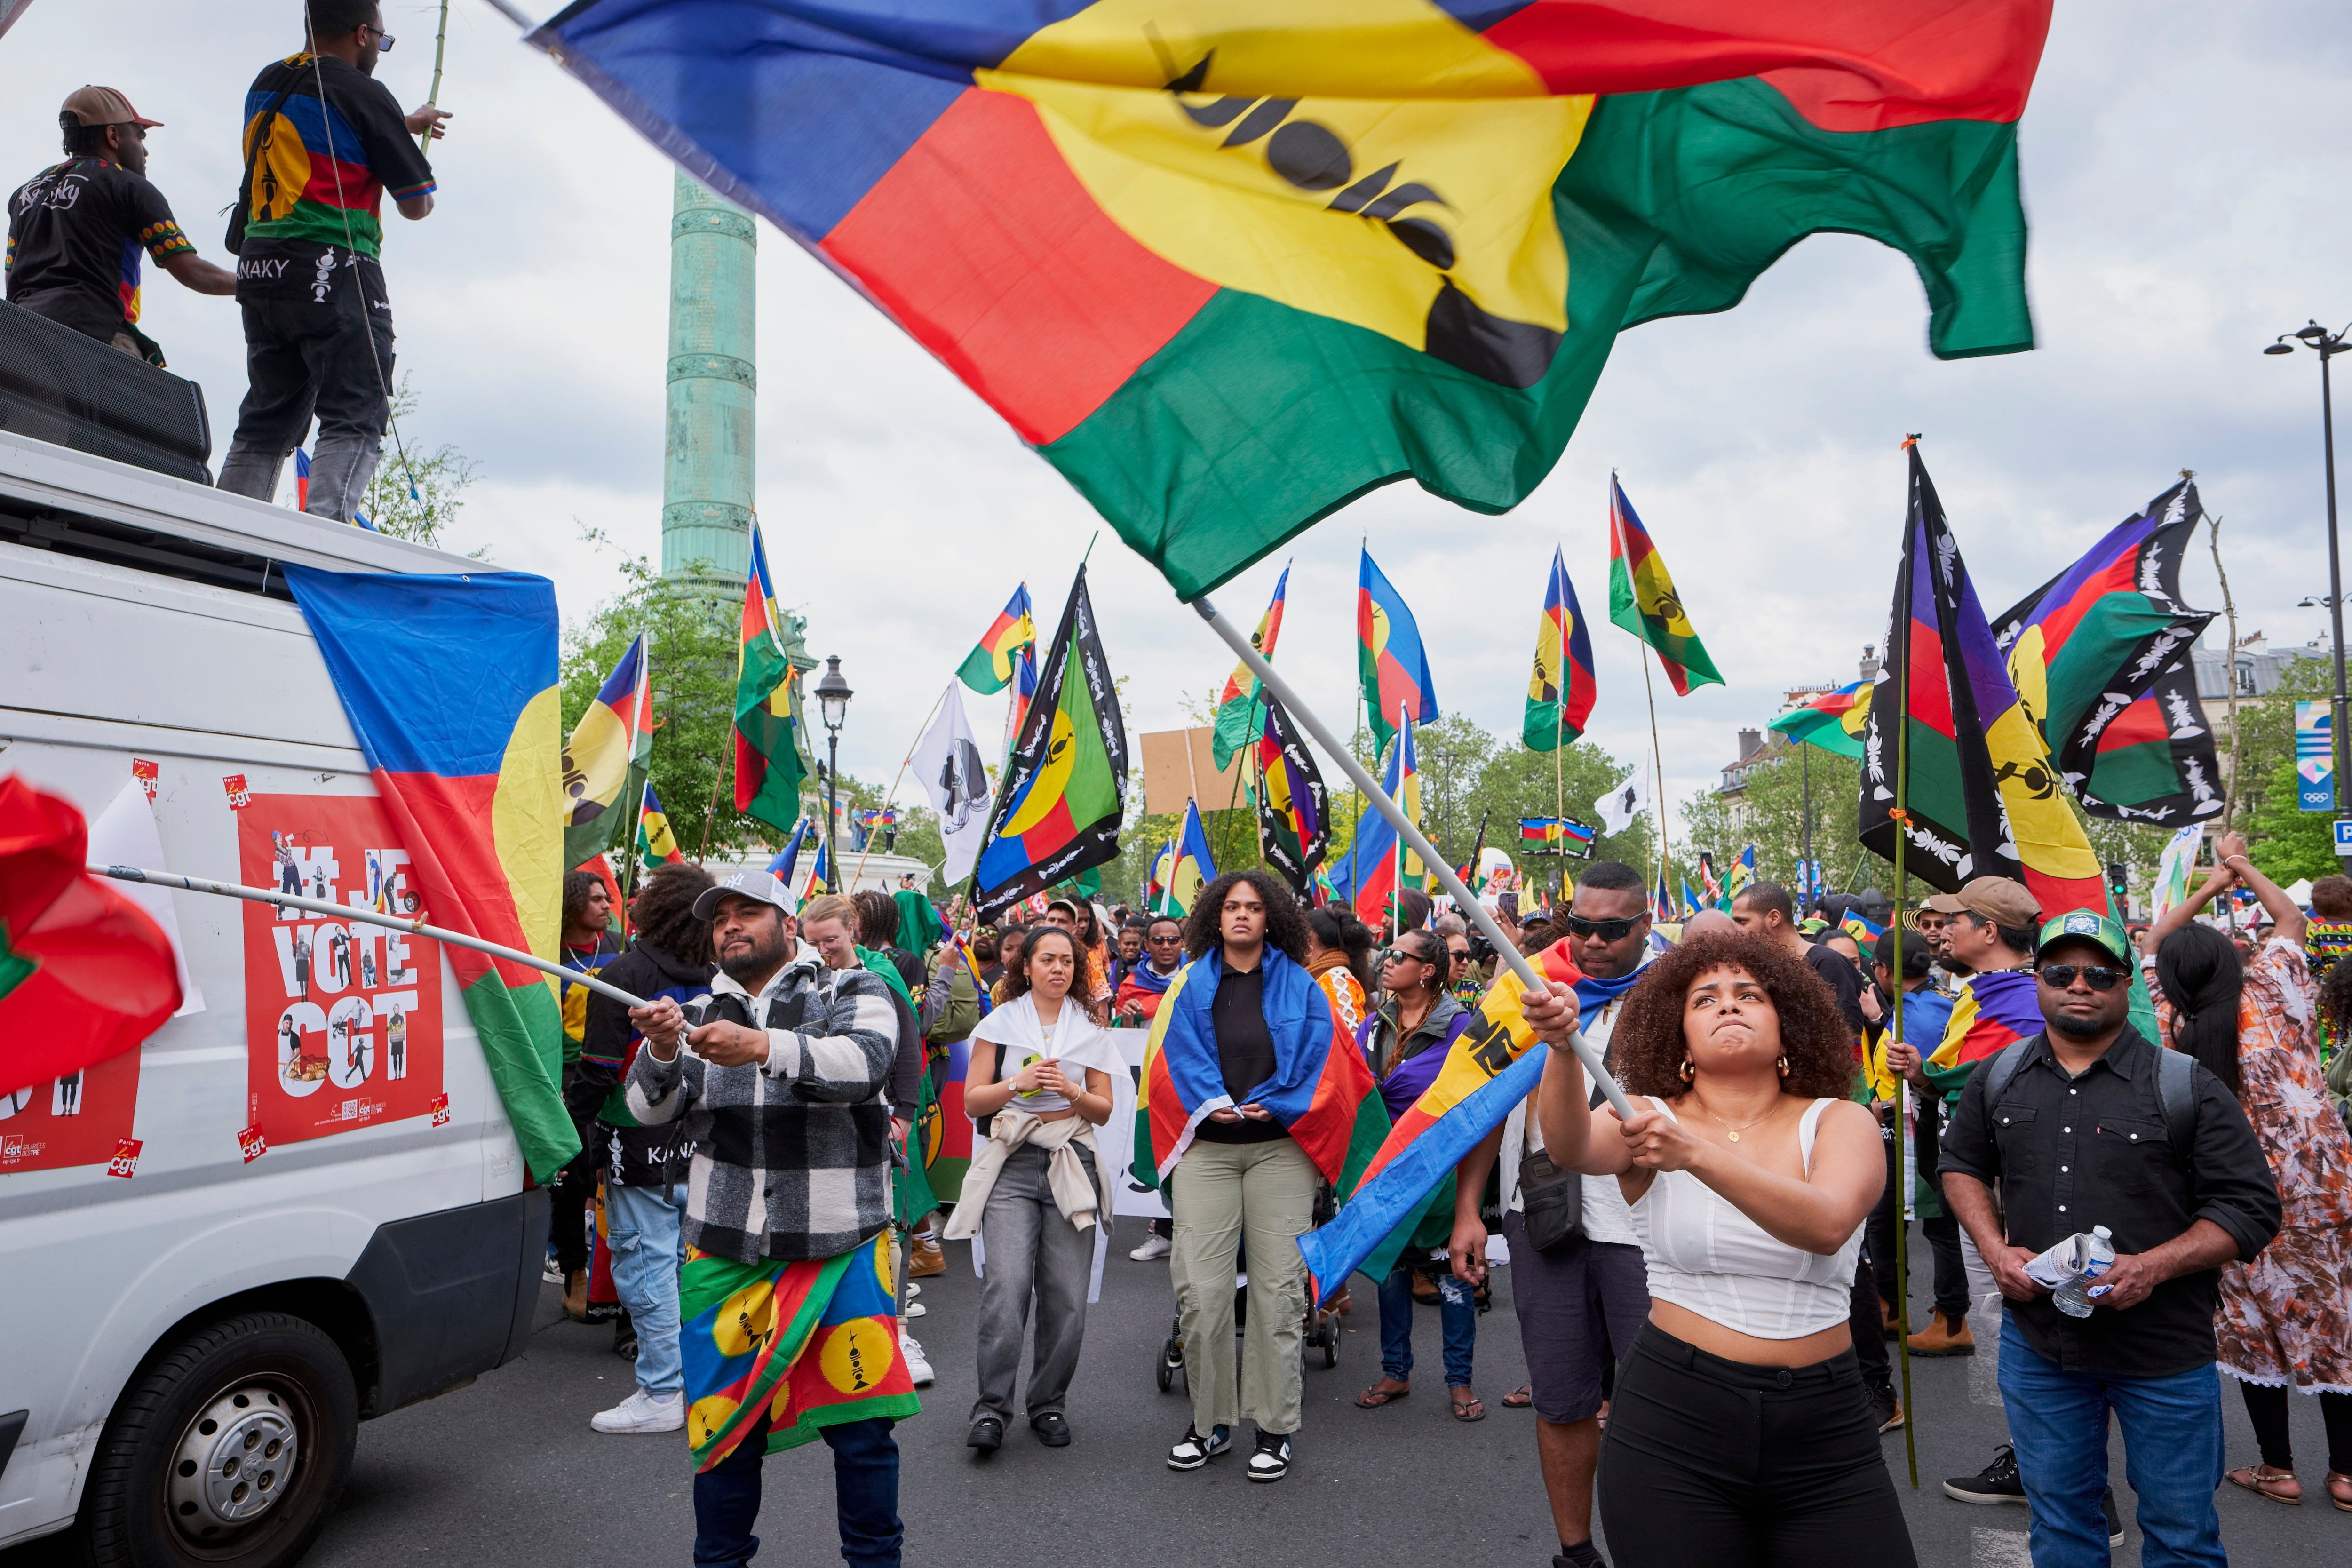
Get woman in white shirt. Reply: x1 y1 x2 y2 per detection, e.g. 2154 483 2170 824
949 925 1120 1453
1528 931 1914 1566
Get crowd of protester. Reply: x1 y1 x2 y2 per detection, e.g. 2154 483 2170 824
529 833 2352 1568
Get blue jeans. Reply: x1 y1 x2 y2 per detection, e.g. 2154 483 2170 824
1377 1260 1474 1388
692 1410 901 1568
605 1181 683 1397
1997 1316 2225 1568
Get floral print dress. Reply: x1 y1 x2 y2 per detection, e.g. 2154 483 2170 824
2150 939 2352 1393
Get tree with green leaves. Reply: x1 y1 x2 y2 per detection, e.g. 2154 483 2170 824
361 376 477 547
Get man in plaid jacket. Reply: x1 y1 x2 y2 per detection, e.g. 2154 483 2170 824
627 870 905 1567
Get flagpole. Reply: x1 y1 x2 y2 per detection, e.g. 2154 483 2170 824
1187 595 1634 1119
97 865 653 1010
1892 436 1922 1491
849 682 950 893
1391 704 1405 943
1638 647 1672 906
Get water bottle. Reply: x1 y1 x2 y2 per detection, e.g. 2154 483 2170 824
2052 1226 2117 1318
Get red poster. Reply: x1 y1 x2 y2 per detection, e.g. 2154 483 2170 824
0 1049 141 1174
238 794 445 1147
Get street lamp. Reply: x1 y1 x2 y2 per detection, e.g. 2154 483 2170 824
2267 318 2352 870
816 655 853 885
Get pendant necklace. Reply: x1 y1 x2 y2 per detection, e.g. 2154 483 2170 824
1693 1097 1780 1143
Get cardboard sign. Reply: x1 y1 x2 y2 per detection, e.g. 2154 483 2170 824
238 794 444 1149
0 1049 141 1175
1138 726 1248 818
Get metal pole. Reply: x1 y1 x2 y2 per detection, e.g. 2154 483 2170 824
1891 448 1920 1491
95 865 652 1010
1188 595 1635 1119
826 729 842 892
1802 740 1813 904
2322 341 2351 867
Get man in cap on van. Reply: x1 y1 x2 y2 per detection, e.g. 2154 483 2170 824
5 87 236 364
627 871 917 1568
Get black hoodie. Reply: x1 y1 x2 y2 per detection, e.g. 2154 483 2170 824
578 939 715 1188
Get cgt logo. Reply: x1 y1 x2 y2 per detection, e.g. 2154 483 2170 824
981 0 1588 388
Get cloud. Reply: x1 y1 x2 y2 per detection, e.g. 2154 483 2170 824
7 0 2347 846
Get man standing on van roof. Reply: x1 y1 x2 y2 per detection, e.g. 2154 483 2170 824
5 86 236 366
628 871 918 1568
214 1 448 525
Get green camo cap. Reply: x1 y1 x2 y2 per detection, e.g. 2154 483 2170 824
2035 908 2132 968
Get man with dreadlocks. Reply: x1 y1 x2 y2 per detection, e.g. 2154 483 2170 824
215 1 449 523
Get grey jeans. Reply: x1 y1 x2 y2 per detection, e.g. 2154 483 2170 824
973 1144 1093 1423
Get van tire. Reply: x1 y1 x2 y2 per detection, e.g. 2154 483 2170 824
75 1312 358 1568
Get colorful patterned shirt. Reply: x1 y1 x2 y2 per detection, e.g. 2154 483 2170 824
5 156 194 341
236 53 434 270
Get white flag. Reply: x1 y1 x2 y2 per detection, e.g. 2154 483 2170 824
913 681 992 885
87 778 205 1017
1594 774 1652 837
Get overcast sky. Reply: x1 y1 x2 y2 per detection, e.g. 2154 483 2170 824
9 1 2350 846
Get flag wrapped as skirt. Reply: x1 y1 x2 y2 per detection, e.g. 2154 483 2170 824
681 1233 919 1471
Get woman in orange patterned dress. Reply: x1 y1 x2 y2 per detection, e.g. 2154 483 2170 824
1305 906 1375 1039
2149 832 2352 1511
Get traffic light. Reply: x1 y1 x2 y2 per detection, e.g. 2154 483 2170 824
2105 860 2129 913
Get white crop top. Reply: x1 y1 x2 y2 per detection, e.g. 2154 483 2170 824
1628 1096 1863 1340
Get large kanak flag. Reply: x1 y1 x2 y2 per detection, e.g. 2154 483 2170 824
529 1 2051 601
283 567 579 1180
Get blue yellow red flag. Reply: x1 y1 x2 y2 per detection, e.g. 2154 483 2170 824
1607 475 1722 694
1330 720 1423 927
564 632 653 866
636 780 685 868
281 566 574 1180
1525 546 1597 750
1359 550 1439 753
1213 564 1289 772
956 585 1036 695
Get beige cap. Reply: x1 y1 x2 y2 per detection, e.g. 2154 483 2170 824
1923 876 2040 930
61 86 160 129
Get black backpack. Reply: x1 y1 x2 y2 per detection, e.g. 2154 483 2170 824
1979 1033 2197 1171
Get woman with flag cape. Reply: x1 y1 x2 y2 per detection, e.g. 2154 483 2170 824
1141 870 1384 1483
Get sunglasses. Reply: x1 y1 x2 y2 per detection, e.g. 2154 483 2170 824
1560 914 1643 941
1379 945 1438 967
2038 963 2124 992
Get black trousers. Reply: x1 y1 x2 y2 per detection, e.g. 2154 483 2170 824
1598 1324 1917 1568
2241 1381 2352 1474
217 254 394 520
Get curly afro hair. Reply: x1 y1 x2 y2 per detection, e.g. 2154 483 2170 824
630 862 715 968
1608 932 1856 1101
1182 869 1309 964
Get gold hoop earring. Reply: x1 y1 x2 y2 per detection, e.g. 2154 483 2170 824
1678 1057 1695 1083
1775 1055 1790 1077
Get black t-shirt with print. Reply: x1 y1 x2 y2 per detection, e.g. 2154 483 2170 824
5 156 194 342
234 53 436 303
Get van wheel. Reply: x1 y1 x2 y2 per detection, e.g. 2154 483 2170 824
75 1313 358 1568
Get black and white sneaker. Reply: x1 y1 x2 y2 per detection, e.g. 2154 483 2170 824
1247 1429 1291 1482
1167 1424 1231 1470
1944 1445 2026 1504
2102 1488 2125 1547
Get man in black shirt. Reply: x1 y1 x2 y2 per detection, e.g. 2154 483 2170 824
1940 908 2279 1568
215 0 447 523
6 86 235 364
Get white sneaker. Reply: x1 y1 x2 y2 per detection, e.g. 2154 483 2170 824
906 1282 921 1299
591 1388 685 1434
903 1299 926 1318
901 1330 935 1387
1130 1234 1172 1261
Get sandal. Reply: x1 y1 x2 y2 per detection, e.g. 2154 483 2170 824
2225 1465 2302 1505
1355 1379 1410 1409
1501 1384 1533 1409
1449 1389 1486 1422
2327 1472 2352 1512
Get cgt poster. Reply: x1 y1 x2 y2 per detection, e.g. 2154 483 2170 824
0 1050 140 1175
238 794 445 1148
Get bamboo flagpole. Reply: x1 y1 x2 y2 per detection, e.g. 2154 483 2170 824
1188 596 1635 1119
1638 647 1672 903
97 865 653 1010
416 0 452 154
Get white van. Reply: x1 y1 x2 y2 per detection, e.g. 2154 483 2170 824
0 426 549 1567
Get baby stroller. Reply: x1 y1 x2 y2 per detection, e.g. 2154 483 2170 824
1155 1176 1343 1393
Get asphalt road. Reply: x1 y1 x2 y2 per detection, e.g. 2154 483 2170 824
9 1234 2346 1567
